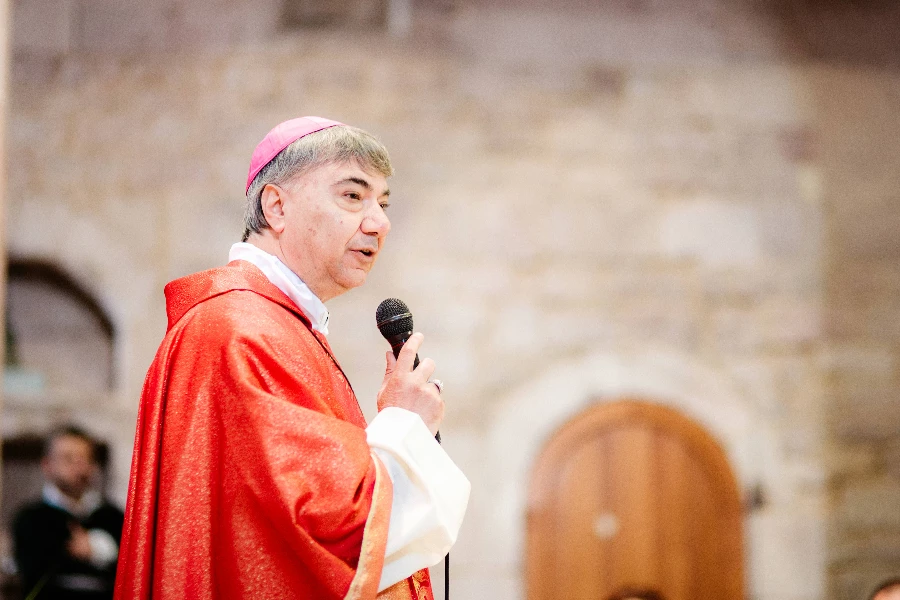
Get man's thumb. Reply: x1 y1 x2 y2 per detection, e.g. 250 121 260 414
384 350 396 373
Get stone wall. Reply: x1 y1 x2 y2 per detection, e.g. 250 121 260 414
3 1 899 599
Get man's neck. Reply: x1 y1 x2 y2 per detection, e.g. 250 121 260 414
244 234 333 301
229 242 331 335
244 234 281 262
43 483 101 518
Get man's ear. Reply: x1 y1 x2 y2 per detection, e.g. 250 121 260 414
260 184 287 234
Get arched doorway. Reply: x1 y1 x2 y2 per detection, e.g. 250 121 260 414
526 400 744 600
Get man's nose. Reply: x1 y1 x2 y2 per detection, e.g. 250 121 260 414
362 203 391 238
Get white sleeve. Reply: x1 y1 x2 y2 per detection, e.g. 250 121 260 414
365 407 471 592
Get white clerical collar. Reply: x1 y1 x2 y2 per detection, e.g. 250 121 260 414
43 483 102 519
228 242 330 335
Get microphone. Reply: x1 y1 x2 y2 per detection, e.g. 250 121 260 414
376 298 438 443
376 298 419 369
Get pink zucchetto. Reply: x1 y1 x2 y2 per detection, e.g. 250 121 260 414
245 116 344 192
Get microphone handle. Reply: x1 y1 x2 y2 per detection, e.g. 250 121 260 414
389 334 439 444
388 333 419 369
390 343 420 369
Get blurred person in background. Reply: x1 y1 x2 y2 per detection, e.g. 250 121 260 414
871 578 900 600
13 426 124 600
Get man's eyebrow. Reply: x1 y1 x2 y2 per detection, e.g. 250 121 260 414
334 177 390 197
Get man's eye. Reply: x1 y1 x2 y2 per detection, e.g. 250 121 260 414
346 192 361 200
380 202 390 211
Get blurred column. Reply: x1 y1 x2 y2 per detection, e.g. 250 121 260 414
0 0 10 494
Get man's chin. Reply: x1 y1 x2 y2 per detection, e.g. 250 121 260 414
60 484 89 500
346 271 369 289
330 271 369 298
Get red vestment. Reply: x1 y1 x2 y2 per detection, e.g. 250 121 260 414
114 260 433 600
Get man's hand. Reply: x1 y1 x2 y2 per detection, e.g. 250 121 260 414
377 333 444 436
67 523 92 562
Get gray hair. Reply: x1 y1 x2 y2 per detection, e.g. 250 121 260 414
242 125 394 241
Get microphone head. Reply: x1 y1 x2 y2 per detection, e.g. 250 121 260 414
376 298 414 339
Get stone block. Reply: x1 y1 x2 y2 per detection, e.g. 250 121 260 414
780 124 819 163
660 199 762 268
831 384 900 442
825 444 878 483
825 262 900 343
711 306 765 354
832 196 900 261
11 0 75 54
167 0 242 47
821 346 897 379
538 309 619 350
489 300 541 355
797 164 824 204
74 0 174 53
281 0 387 30
727 360 781 417
836 477 900 531
527 264 609 306
685 68 817 126
759 298 822 347
757 199 823 262
710 300 815 362
748 509 827 600
618 300 703 351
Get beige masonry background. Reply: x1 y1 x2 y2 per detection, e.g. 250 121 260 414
2 1 899 599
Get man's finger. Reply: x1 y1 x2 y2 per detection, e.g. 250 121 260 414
396 332 423 372
384 350 396 373
414 357 436 382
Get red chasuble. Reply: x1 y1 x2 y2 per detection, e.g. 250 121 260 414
114 260 433 600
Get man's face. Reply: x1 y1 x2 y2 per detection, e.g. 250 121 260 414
41 435 96 501
275 160 391 301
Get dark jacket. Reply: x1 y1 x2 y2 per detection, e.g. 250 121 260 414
13 499 124 600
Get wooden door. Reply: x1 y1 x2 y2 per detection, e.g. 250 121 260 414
527 400 744 600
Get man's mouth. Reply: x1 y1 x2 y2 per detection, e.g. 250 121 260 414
353 248 376 258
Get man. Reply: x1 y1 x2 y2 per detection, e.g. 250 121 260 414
872 579 900 600
13 426 124 600
115 117 470 600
